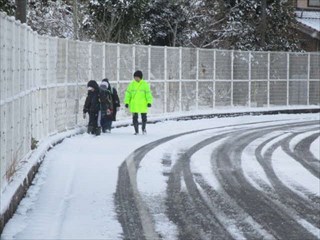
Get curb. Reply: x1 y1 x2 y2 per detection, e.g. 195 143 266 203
167 108 320 121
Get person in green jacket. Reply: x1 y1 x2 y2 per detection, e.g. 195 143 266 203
124 70 153 134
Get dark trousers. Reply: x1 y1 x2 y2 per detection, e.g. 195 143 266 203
132 113 147 133
88 112 98 128
101 117 112 132
87 112 99 135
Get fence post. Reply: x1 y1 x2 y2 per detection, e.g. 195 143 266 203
267 52 270 107
231 50 234 107
63 39 69 127
213 50 216 108
34 30 40 140
9 18 15 170
307 53 310 105
75 40 79 126
27 28 32 151
65 39 69 83
286 52 290 106
27 26 34 141
1 16 7 175
132 43 136 73
64 38 69 129
147 45 153 112
13 20 19 157
46 37 50 134
88 41 92 80
196 48 199 111
164 46 167 113
102 42 106 79
37 34 42 138
248 51 251 107
116 43 120 90
22 26 27 154
148 45 151 82
179 47 182 112
9 19 14 106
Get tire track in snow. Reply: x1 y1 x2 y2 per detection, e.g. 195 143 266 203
254 127 320 228
115 122 271 239
281 130 320 178
115 131 203 240
166 129 274 239
166 133 235 240
168 121 318 239
211 121 319 240
115 120 319 239
295 132 320 162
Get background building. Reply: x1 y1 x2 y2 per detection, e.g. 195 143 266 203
295 0 320 51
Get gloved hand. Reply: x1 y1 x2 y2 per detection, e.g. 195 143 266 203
83 113 86 119
147 103 151 107
107 109 113 115
125 104 129 108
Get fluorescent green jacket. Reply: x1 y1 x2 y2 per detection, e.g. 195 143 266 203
124 79 153 113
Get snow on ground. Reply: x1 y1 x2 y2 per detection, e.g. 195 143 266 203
272 146 320 198
295 10 320 32
190 138 226 191
242 136 275 192
191 139 248 240
1 112 319 239
289 129 320 152
310 136 320 160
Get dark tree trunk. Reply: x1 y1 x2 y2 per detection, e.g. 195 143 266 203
260 0 267 48
15 0 27 23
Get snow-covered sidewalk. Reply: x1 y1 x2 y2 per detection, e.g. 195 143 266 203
1 112 319 239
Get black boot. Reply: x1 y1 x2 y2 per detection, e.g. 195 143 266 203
133 113 139 135
142 121 146 134
134 122 139 135
142 113 147 134
95 126 101 136
87 126 93 134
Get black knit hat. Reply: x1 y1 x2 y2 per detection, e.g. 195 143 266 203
133 70 143 79
87 80 99 90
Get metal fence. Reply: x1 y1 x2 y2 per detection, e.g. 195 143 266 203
0 12 319 191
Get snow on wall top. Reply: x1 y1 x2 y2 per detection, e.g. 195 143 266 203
295 10 320 32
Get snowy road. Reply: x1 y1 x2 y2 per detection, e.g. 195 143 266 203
1 114 320 240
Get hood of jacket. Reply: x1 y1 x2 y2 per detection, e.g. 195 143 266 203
87 80 99 91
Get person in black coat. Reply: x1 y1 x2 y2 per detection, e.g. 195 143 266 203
83 80 101 135
99 82 113 133
101 78 120 123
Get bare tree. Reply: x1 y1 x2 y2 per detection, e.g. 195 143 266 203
259 0 267 47
73 0 78 39
93 9 124 43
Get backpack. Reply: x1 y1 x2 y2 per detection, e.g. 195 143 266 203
99 87 113 116
111 87 120 108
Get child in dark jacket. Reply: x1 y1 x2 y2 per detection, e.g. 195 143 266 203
99 81 113 133
83 80 101 135
100 78 120 132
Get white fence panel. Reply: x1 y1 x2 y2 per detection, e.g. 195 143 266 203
0 12 319 192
